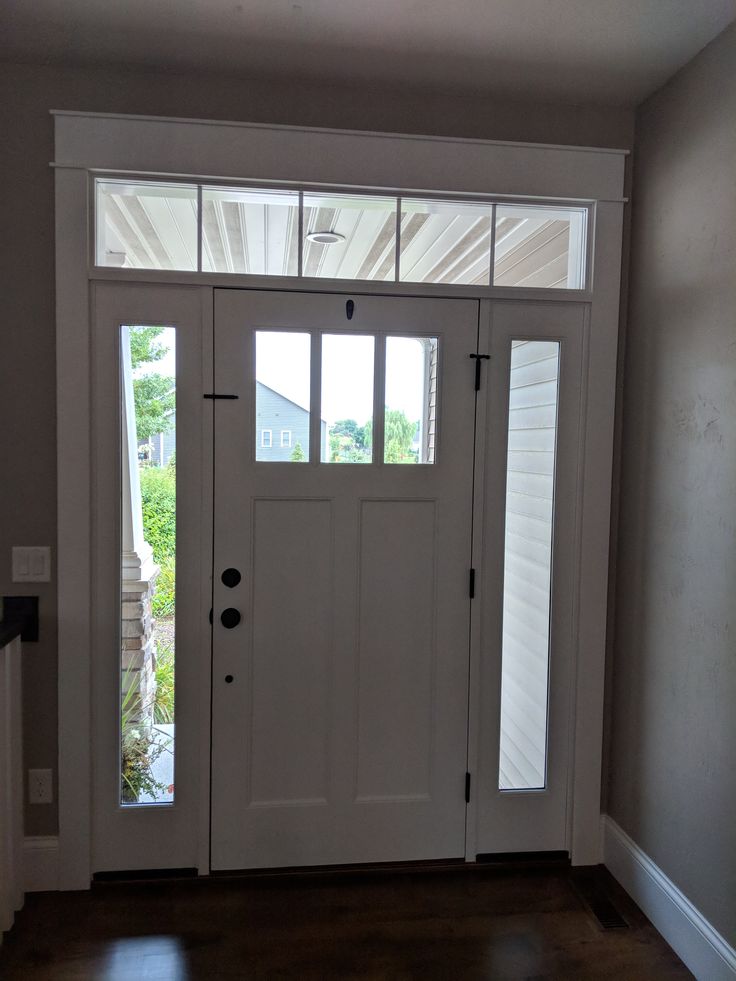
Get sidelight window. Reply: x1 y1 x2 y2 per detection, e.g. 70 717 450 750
498 340 560 791
120 324 177 805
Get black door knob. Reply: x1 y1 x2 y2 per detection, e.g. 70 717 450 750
221 568 241 588
220 608 241 629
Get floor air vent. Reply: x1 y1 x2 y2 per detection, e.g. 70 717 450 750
588 896 629 930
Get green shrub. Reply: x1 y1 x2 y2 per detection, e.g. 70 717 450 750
152 555 176 618
140 466 176 561
154 640 175 724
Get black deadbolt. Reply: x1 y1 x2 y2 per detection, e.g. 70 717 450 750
220 608 241 629
225 674 234 684
221 567 241 588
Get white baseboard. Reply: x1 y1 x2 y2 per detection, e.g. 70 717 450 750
23 836 59 893
602 815 736 981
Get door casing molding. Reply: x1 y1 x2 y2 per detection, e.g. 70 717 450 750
55 113 624 888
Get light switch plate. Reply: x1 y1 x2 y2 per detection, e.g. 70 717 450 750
12 546 51 583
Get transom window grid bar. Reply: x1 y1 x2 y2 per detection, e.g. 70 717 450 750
95 178 591 291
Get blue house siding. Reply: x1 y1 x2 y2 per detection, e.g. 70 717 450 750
256 381 327 461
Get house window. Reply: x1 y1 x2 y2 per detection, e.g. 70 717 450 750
280 430 292 447
261 429 272 448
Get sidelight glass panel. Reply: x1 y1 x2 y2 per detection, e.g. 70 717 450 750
493 205 587 289
399 199 492 285
255 332 311 462
321 334 375 462
499 340 560 791
384 336 438 464
97 180 198 270
303 193 397 281
202 187 300 276
120 325 177 805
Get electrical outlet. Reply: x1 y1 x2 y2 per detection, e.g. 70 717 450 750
28 768 53 805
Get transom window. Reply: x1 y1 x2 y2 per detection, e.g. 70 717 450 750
95 179 589 290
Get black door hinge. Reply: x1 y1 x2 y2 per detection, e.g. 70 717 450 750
469 353 490 391
465 772 471 803
469 568 476 599
203 393 239 400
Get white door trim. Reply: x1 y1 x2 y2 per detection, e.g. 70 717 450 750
55 115 623 887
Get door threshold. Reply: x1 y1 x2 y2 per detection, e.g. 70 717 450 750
209 852 570 881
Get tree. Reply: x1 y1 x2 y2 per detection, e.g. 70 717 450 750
290 441 306 462
384 409 418 463
129 326 175 443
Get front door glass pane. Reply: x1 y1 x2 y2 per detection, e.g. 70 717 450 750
321 334 375 462
499 340 560 790
120 325 177 805
255 331 311 462
384 336 438 464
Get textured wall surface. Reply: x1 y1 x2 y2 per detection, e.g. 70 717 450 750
0 60 634 836
608 22 736 944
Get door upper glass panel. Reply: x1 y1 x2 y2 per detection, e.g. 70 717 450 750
255 331 311 462
384 337 438 464
321 334 375 463
95 180 590 291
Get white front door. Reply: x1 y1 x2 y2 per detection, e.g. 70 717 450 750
210 290 479 870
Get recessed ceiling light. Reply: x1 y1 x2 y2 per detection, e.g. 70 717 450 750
306 231 345 245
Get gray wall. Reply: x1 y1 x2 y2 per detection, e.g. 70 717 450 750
0 59 633 836
608 22 736 944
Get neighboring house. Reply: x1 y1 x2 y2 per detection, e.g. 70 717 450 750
140 409 176 467
256 381 327 461
141 386 326 466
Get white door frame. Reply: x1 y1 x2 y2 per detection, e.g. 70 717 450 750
54 112 624 888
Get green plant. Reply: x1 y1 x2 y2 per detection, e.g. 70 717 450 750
140 466 176 562
120 673 168 803
290 441 306 462
152 555 176 617
154 641 175 725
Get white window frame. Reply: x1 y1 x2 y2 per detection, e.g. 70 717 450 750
280 430 292 448
261 429 273 448
54 110 626 889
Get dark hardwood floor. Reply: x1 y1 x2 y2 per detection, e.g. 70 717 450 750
0 864 690 979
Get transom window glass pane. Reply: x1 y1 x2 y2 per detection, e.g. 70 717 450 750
255 332 311 462
120 325 177 805
499 340 560 791
97 180 197 270
202 187 300 276
494 205 587 289
303 194 397 281
399 200 492 286
321 334 375 462
384 337 438 464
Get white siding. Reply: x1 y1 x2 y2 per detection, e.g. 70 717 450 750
499 341 560 790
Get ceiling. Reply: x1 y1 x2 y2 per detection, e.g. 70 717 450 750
2 0 734 107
